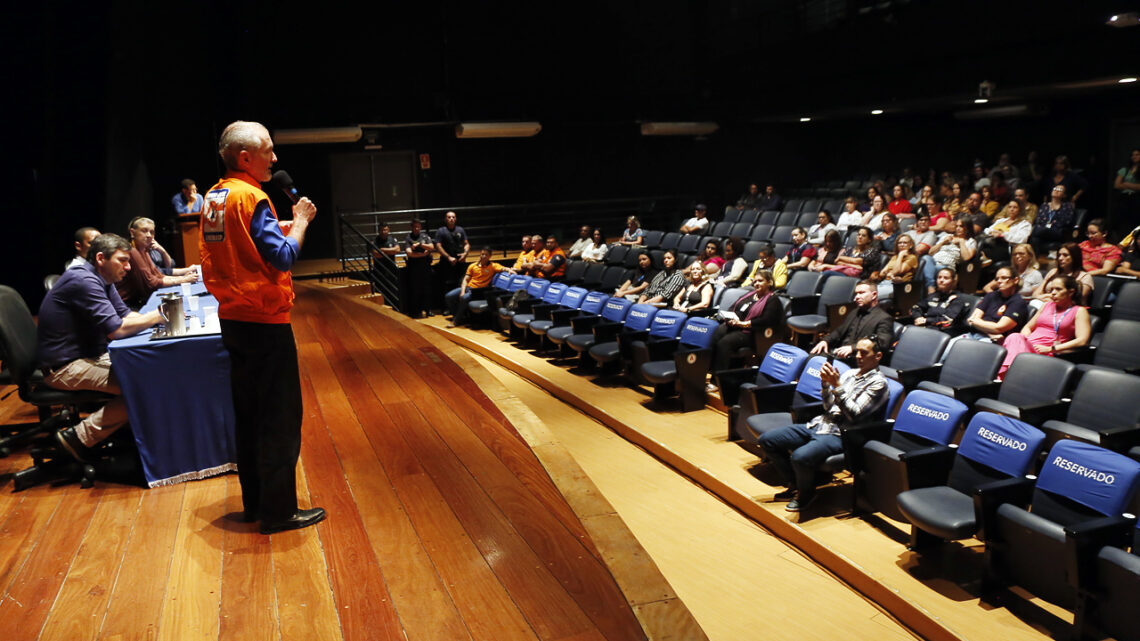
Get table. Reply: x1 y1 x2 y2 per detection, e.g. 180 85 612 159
108 283 237 487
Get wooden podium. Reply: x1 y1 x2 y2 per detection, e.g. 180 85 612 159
175 213 201 266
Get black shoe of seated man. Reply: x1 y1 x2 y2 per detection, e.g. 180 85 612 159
772 488 796 501
786 493 816 512
56 426 94 463
259 507 327 535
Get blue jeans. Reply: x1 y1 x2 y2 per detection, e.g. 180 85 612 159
918 255 938 289
444 286 464 317
758 423 843 500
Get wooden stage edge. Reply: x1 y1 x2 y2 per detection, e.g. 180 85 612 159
429 321 978 641
320 284 708 641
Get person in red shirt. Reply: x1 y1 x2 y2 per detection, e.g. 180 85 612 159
1078 218 1122 277
888 184 913 216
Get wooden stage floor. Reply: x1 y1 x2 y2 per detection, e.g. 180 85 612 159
0 283 699 641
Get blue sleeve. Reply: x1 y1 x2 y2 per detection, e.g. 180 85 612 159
249 200 301 272
172 193 188 214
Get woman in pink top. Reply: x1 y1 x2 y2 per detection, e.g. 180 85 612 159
999 274 1090 377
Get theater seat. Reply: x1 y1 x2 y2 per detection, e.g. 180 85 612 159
973 353 1077 425
585 305 663 374
639 316 720 411
736 355 851 457
879 326 950 388
719 343 811 441
565 298 636 368
1039 368 1140 453
915 338 1005 407
895 412 1046 550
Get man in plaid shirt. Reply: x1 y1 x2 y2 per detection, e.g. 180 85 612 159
759 337 888 512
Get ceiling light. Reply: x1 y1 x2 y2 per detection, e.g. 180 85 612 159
870 109 884 115
799 117 811 122
1121 77 1138 84
455 122 542 139
639 122 720 136
974 98 989 104
273 126 363 145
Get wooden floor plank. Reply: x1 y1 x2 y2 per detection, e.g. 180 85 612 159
269 464 342 641
0 485 103 641
38 487 141 641
97 483 185 641
0 485 61 596
293 345 405 641
218 475 279 641
296 314 472 641
156 478 226 641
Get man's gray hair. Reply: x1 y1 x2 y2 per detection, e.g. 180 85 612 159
218 121 268 171
87 233 131 264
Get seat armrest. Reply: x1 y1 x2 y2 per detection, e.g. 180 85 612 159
530 302 559 320
550 308 579 324
974 476 1036 542
825 302 854 329
1064 513 1138 590
1016 399 1071 426
715 366 759 407
898 444 957 488
974 397 1022 419
592 321 624 342
515 298 538 313
950 380 1001 407
676 347 713 388
1055 345 1095 365
787 294 820 317
648 337 681 361
840 420 894 473
571 315 603 332
1097 424 1140 451
740 381 797 417
892 364 943 388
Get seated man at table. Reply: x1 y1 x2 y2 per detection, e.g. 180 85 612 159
37 233 165 461
758 337 888 512
117 216 199 308
65 226 100 270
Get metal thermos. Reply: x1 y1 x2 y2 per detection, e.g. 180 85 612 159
160 293 186 336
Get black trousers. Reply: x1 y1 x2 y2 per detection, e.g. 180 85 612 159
221 320 303 522
711 324 754 373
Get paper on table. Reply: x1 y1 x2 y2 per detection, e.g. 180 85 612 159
180 283 192 298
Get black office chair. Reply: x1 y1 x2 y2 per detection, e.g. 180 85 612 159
879 326 950 388
974 353 1077 425
982 440 1140 614
895 412 1046 550
852 391 970 521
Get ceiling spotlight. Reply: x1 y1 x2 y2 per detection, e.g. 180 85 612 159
870 109 884 115
974 98 989 104
799 117 811 122
1121 77 1138 84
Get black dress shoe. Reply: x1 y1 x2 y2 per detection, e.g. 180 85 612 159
259 507 326 535
56 426 93 463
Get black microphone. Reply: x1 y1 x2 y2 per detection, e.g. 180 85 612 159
269 170 301 204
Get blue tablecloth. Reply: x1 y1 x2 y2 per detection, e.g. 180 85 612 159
108 284 237 487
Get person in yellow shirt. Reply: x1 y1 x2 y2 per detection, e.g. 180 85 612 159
742 245 787 290
512 234 534 271
447 247 512 327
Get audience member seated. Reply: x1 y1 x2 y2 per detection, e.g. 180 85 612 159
781 227 817 274
1045 154 1088 205
446 247 511 327
888 184 913 216
614 252 656 300
566 225 593 260
756 184 782 212
758 338 888 512
171 178 204 214
925 197 953 233
906 212 937 259
1078 218 1122 277
742 244 786 290
619 216 645 246
982 243 1042 297
1030 184 1076 252
116 216 199 308
716 237 748 288
512 234 535 272
877 233 918 300
911 267 969 334
873 212 900 253
980 198 1032 264
736 183 761 210
958 266 1028 344
998 274 1090 377
638 250 686 305
807 210 837 245
580 227 609 263
807 230 844 275
697 239 725 276
1115 226 1140 277
912 184 934 211
923 219 977 293
1028 242 1092 310
371 223 402 261
825 226 881 280
811 280 894 357
1114 149 1140 235
534 235 567 280
956 192 989 236
835 198 863 232
945 182 966 218
66 226 100 270
709 269 783 376
979 184 999 219
37 233 165 460
673 263 714 316
862 186 883 212
860 195 889 232
680 204 710 234
996 187 1037 223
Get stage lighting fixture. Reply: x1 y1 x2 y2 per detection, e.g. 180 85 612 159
639 122 720 136
454 122 542 139
273 127 363 145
